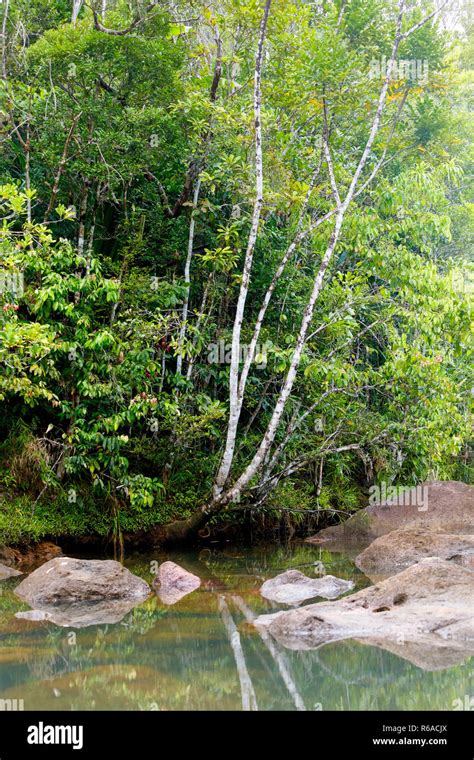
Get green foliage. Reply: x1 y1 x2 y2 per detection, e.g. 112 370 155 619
0 0 471 543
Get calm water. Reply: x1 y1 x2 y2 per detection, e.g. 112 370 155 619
0 543 472 711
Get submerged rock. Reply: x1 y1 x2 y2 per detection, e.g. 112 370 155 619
153 561 201 605
14 557 150 606
15 610 51 622
255 558 474 671
355 527 474 577
307 481 474 549
0 561 22 580
260 569 354 606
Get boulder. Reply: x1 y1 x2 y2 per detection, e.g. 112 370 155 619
153 561 201 605
255 558 474 671
14 557 150 606
0 561 22 580
355 527 474 577
260 569 354 606
307 481 473 549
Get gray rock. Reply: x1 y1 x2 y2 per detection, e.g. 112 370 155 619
255 558 474 671
153 561 201 605
15 610 51 622
307 481 474 549
0 562 22 580
260 569 354 605
14 557 150 606
355 527 474 577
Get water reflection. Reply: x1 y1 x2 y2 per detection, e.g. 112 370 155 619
0 544 472 710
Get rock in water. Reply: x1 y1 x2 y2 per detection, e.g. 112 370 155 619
355 527 474 577
0 562 22 580
260 569 354 605
14 557 150 606
255 558 474 671
307 481 474 549
153 561 201 605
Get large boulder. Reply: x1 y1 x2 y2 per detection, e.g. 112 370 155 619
260 569 354 606
255 558 474 671
307 481 474 549
0 562 22 580
355 527 474 577
14 557 150 606
153 561 201 605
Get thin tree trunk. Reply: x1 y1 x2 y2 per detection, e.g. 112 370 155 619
71 0 82 25
44 112 81 222
175 35 222 375
176 178 201 376
214 0 272 496
25 121 31 224
235 156 325 409
186 278 212 382
1 0 10 81
77 181 89 256
85 214 95 277
110 214 145 325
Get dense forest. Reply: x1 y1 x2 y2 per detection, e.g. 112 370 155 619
0 0 471 548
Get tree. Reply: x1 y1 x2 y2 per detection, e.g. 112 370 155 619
0 0 470 545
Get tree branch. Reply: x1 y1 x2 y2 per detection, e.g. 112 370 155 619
401 0 450 40
87 1 160 36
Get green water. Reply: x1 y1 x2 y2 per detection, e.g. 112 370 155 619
0 543 472 711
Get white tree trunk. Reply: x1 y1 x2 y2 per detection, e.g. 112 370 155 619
217 0 408 505
176 178 201 376
71 0 82 25
1 0 10 81
214 0 272 496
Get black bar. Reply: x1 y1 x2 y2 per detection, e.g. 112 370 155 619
0 710 471 757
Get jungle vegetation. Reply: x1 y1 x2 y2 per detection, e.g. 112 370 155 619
0 0 472 545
